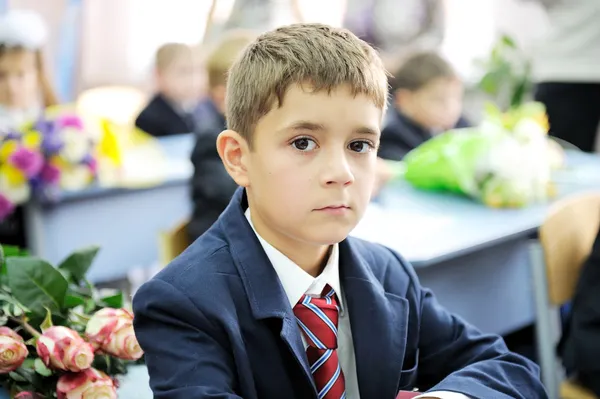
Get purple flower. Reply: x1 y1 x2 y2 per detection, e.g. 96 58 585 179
4 130 20 140
56 115 84 130
34 119 56 136
39 163 61 185
0 193 15 220
8 147 43 178
41 131 63 154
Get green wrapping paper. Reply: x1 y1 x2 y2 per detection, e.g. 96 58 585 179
386 102 562 208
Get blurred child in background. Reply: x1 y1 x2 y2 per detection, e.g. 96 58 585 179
378 52 469 161
135 43 204 137
0 10 57 130
188 30 255 241
0 10 58 247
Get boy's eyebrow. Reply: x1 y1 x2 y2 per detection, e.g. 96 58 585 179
283 121 379 136
284 121 326 132
353 126 380 136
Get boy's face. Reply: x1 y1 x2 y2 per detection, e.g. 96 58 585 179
225 84 382 250
0 50 39 110
396 77 463 131
156 55 205 107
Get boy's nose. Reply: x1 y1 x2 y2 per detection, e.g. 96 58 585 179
321 153 355 187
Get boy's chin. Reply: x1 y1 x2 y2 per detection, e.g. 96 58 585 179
305 228 355 247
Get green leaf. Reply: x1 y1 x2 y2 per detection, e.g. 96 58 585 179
501 34 516 48
34 358 52 376
64 294 86 308
0 245 4 271
40 307 53 332
100 292 123 308
8 371 27 382
21 358 35 369
85 298 96 313
58 246 100 283
6 257 69 314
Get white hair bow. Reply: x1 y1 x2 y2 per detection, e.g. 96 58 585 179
0 10 48 49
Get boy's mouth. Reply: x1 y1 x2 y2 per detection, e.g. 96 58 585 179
314 205 351 214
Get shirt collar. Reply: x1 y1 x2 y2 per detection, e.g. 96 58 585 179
244 208 345 313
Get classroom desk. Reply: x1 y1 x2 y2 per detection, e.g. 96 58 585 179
23 134 195 283
352 150 600 337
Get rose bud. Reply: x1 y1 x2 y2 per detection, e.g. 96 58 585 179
86 308 143 361
36 326 94 372
57 368 117 399
0 327 28 373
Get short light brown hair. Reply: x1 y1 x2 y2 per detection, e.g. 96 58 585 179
205 30 255 89
226 23 389 145
390 52 457 92
155 43 193 71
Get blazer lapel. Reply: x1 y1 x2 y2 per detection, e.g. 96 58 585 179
219 188 317 395
340 239 409 399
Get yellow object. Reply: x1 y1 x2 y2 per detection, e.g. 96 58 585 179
0 141 17 162
0 164 26 185
22 131 42 149
98 119 123 166
159 219 190 266
561 379 597 399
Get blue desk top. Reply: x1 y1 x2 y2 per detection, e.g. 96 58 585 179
351 150 600 267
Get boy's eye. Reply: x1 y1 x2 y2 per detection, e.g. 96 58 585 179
348 140 373 153
292 137 317 151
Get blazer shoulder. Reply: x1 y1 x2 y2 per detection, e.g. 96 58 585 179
151 233 239 301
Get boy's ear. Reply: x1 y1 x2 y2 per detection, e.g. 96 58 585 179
216 130 251 187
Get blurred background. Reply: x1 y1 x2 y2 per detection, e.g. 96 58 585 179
1 1 600 398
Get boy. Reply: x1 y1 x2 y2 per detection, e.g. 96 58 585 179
379 52 470 161
188 31 255 241
133 24 546 399
135 43 203 137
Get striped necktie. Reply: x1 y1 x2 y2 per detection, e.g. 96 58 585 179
293 285 346 399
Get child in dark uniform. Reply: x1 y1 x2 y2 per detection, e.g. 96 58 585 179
379 52 469 161
135 43 204 137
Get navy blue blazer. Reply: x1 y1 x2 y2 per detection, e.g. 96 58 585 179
133 188 546 399
135 94 196 137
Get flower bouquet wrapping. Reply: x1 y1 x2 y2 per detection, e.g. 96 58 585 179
387 102 565 208
0 107 101 220
0 245 143 398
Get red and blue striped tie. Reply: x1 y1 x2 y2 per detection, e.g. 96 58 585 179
293 285 346 399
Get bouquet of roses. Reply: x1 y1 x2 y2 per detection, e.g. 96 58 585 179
386 102 565 208
0 245 143 398
0 107 100 221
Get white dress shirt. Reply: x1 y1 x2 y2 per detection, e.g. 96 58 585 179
245 208 468 399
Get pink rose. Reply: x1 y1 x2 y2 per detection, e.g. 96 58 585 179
85 308 143 361
57 368 117 399
36 326 94 372
0 327 28 373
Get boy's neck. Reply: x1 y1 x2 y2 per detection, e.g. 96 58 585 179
248 208 331 277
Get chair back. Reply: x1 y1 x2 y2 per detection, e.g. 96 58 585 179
539 192 600 306
159 219 190 265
